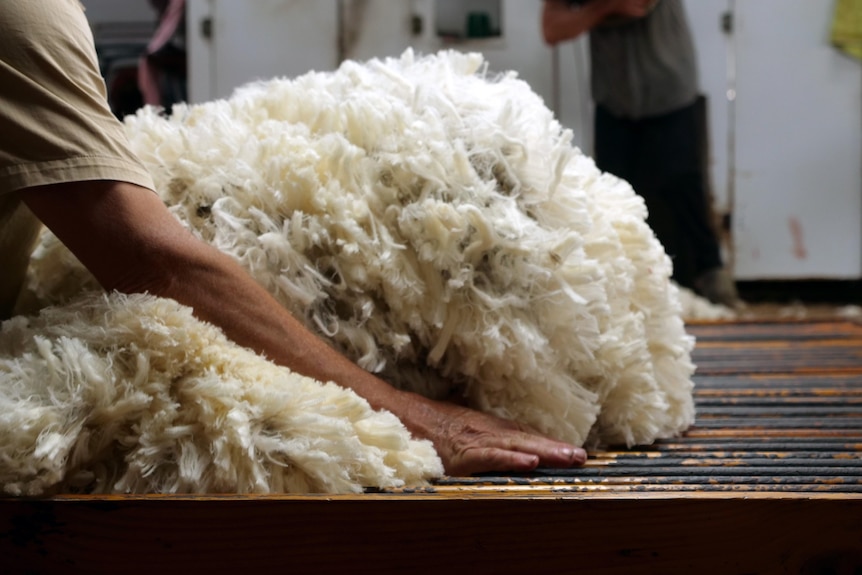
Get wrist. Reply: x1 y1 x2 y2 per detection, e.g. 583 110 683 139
386 389 442 441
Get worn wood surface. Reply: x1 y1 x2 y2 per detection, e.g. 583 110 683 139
418 319 862 497
2 496 861 574
2 319 862 574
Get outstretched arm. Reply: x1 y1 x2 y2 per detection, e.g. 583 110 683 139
542 0 656 45
22 180 587 476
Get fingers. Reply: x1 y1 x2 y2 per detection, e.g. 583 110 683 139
449 441 587 477
506 434 588 467
504 424 588 466
448 447 541 477
443 431 588 476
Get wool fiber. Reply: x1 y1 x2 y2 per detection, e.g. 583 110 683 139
11 49 696 493
0 293 441 495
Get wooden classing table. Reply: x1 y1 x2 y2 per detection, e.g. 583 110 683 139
2 319 861 574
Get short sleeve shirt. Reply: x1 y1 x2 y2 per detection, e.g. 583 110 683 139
0 0 155 195
588 0 700 119
0 0 155 318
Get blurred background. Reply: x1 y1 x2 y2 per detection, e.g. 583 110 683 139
81 0 862 310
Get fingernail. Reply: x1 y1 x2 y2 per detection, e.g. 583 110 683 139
561 447 586 463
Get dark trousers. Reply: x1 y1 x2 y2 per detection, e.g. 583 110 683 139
594 96 723 289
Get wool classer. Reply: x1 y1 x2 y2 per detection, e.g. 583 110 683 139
3 50 695 495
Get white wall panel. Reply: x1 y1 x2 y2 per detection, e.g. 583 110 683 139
189 0 339 102
732 0 862 279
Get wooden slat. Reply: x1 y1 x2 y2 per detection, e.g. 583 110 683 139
2 496 861 574
687 319 862 341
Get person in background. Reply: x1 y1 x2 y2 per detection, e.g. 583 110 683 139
139 0 187 109
542 0 740 307
0 0 587 478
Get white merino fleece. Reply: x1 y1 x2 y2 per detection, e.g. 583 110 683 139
9 49 695 494
0 293 441 495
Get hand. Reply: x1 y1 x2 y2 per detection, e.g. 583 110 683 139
403 394 588 476
542 0 656 46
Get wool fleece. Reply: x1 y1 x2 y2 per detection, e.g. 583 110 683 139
0 293 441 495
9 49 696 494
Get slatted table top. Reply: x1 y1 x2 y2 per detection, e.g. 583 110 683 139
2 319 861 574
371 318 862 499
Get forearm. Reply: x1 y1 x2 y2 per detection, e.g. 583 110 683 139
542 0 616 45
17 179 440 431
159 235 420 414
22 180 414 415
168 234 583 473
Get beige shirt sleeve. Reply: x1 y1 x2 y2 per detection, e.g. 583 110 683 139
0 0 155 195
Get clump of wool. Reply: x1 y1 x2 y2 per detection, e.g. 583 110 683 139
10 49 695 493
0 293 441 495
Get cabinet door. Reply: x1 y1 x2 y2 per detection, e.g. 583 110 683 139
732 0 862 279
188 0 339 103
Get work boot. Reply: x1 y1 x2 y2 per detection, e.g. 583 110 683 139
694 267 741 309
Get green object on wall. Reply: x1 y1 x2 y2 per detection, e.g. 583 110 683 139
832 0 862 60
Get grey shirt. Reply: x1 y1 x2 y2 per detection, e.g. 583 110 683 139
588 0 699 119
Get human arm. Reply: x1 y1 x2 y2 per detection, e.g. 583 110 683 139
21 180 587 476
542 0 656 45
